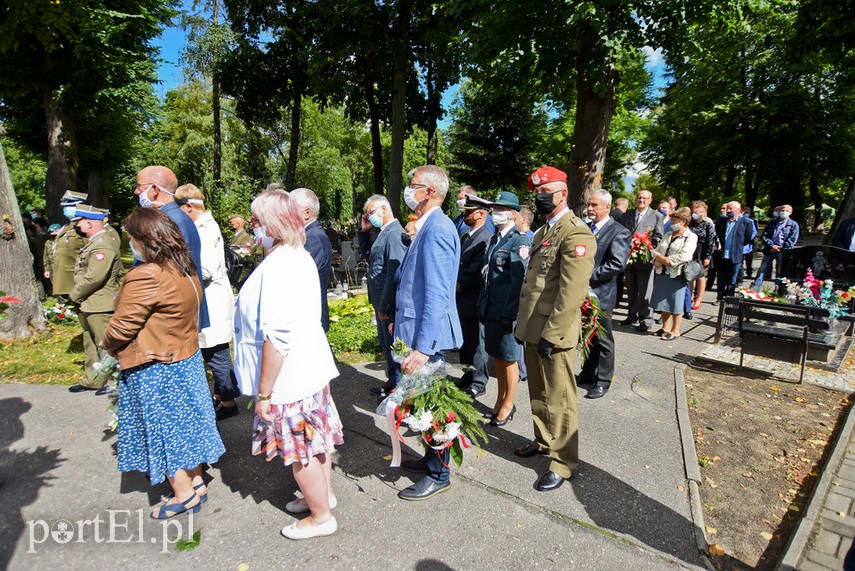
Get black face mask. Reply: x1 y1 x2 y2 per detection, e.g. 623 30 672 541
534 191 559 216
73 225 87 238
401 233 412 247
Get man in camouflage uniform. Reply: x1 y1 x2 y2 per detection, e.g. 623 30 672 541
48 191 88 298
68 205 123 394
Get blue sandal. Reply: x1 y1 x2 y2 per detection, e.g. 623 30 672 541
163 482 208 504
151 493 203 520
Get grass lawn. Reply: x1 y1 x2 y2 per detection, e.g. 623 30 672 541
0 324 84 385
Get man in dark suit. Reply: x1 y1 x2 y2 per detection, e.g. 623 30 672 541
832 217 855 252
714 201 755 300
580 190 631 399
619 189 664 332
291 187 333 331
456 194 492 398
363 194 408 396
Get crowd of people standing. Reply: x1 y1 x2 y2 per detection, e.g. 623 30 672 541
28 155 842 542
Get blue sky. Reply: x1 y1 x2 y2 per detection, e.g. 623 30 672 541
152 22 669 186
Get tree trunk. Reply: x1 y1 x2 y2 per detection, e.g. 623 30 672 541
0 138 47 338
386 0 410 216
285 94 301 189
43 87 78 224
808 174 823 231
724 163 736 198
86 168 107 208
824 175 855 245
425 60 439 165
364 80 385 197
212 74 222 202
567 52 617 212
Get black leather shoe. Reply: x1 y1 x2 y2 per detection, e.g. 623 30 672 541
620 318 636 326
535 471 566 491
216 404 239 421
585 385 609 399
514 443 547 458
398 477 451 501
369 383 395 396
635 323 649 332
490 405 516 427
400 459 427 473
465 386 486 398
684 312 694 320
95 385 117 396
68 384 97 393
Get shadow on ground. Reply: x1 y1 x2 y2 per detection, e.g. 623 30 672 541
0 397 65 569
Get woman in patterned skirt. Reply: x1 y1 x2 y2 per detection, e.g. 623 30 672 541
234 189 342 540
101 208 224 519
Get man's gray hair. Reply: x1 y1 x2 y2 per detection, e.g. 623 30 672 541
408 165 449 198
290 187 320 218
519 206 534 225
265 182 285 192
592 190 612 206
364 194 390 212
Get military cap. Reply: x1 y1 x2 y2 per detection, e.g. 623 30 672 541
527 166 567 190
71 204 108 221
60 190 88 206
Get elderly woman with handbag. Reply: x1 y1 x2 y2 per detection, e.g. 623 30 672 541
650 207 698 340
233 189 342 540
101 208 225 519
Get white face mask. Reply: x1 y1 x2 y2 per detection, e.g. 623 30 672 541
491 211 510 227
404 186 421 211
671 223 683 232
254 226 274 250
137 184 170 208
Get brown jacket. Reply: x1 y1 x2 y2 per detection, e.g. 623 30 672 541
101 263 202 370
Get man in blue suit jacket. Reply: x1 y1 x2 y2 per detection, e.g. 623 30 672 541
579 190 631 399
363 194 408 395
714 201 755 300
291 188 333 332
134 166 210 330
394 165 463 501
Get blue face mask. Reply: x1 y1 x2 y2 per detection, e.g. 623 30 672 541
63 206 77 219
130 240 144 264
772 211 780 218
368 213 383 228
726 211 735 219
691 212 700 220
658 208 668 216
779 211 789 219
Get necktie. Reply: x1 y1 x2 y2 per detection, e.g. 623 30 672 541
590 222 598 235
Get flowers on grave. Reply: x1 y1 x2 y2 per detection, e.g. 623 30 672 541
43 302 78 325
0 292 21 320
780 269 855 319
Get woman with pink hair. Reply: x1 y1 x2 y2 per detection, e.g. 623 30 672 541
233 189 342 540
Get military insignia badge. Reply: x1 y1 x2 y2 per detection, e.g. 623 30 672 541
531 173 541 185
540 259 548 272
574 245 587 257
518 245 530 260
94 252 105 261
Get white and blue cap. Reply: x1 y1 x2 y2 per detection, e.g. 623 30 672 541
60 190 88 207
71 204 107 221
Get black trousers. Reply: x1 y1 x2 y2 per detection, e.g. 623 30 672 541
579 316 615 387
458 315 488 391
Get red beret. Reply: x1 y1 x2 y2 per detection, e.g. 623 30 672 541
527 166 567 190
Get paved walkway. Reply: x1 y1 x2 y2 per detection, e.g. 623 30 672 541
781 403 855 570
0 297 726 569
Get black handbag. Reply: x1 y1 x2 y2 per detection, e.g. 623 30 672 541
682 260 704 281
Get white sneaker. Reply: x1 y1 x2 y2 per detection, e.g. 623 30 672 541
285 494 337 513
280 516 337 540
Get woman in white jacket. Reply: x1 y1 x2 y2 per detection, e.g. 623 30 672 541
176 185 241 420
650 207 698 340
234 189 342 540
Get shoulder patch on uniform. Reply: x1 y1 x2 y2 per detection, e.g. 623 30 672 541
94 252 105 261
518 245 530 260
574 244 587 257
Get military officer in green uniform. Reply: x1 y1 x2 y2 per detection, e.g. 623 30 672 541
514 166 596 492
228 214 253 249
48 191 88 298
67 205 123 394
478 191 531 427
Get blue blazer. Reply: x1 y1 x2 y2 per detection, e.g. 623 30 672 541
394 210 463 355
305 220 332 332
715 216 755 264
367 220 408 315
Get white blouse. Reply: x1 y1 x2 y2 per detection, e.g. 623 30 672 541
654 230 698 279
233 245 339 404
